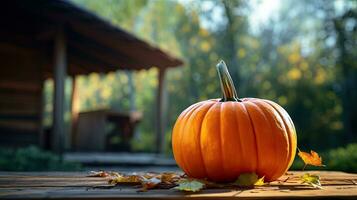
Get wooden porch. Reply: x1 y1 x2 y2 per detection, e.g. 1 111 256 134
0 0 183 154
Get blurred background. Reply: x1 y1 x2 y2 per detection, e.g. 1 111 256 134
0 0 356 172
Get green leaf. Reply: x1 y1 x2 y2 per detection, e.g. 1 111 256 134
174 179 205 192
301 173 322 189
235 173 265 187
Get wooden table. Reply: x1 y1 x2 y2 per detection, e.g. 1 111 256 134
0 171 356 199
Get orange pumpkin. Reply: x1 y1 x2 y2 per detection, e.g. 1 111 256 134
172 60 297 182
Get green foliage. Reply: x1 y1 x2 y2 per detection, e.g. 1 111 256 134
324 143 357 173
0 146 81 171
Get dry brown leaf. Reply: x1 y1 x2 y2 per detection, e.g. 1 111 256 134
141 177 161 191
109 174 142 185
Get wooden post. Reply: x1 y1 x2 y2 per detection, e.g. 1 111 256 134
156 68 167 154
52 27 67 155
70 76 79 150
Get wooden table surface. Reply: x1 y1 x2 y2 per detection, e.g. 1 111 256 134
0 171 356 199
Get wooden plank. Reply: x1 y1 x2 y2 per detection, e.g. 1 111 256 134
0 171 356 199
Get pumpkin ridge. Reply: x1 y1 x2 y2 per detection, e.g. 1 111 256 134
197 103 215 178
233 102 244 175
263 100 297 173
241 102 259 174
262 100 292 178
234 102 254 173
219 102 228 180
200 102 221 180
178 102 206 176
248 101 276 179
218 102 226 178
251 100 287 180
266 102 292 178
183 101 215 178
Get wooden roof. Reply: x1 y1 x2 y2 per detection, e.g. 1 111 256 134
0 0 183 76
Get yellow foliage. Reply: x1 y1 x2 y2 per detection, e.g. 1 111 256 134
288 53 301 64
287 68 302 80
100 87 112 100
314 68 326 85
300 61 309 70
237 48 246 58
199 28 209 37
89 73 100 83
175 4 184 14
200 41 211 52
107 72 116 82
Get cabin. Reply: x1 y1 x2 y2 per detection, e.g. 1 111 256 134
0 0 183 154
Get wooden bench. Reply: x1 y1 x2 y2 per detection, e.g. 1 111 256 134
0 171 356 199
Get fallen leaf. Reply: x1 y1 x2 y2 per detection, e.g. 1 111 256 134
109 174 142 185
174 179 205 192
301 173 322 189
140 177 162 191
298 149 325 169
254 176 265 186
88 171 110 177
161 172 180 183
235 173 265 187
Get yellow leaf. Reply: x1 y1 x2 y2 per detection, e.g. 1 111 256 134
301 173 322 189
235 173 265 187
254 176 265 186
298 149 325 168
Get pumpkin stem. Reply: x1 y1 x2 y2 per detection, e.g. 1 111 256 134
216 60 241 102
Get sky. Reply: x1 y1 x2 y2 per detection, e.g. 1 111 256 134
249 0 281 32
178 0 282 33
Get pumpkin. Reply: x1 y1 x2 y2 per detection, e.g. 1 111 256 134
172 60 297 182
